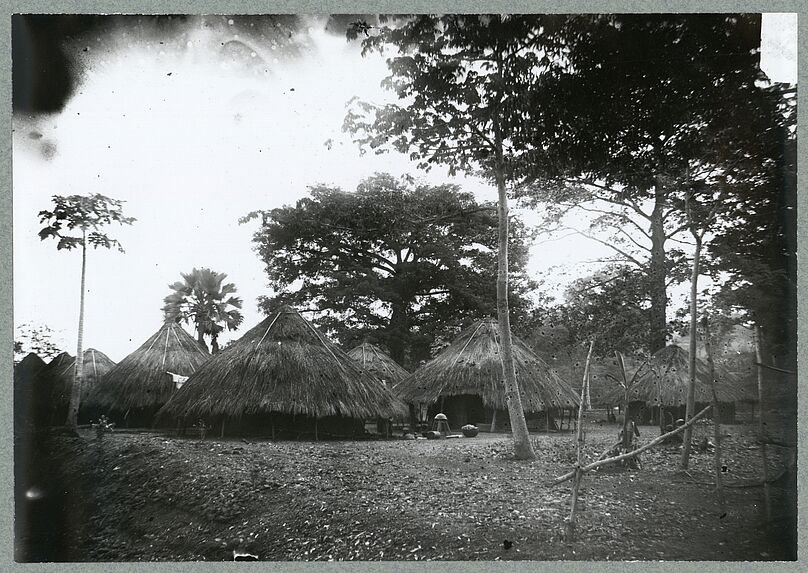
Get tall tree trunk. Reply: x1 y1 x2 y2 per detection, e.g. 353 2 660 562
211 332 219 354
681 232 702 469
66 232 87 432
493 161 535 461
387 301 409 366
649 178 668 353
196 329 208 353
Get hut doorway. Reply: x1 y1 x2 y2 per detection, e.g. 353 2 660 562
427 394 486 429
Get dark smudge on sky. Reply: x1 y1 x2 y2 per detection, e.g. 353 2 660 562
12 14 372 114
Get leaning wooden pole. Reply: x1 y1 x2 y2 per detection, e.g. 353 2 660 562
551 404 713 486
754 325 771 519
702 318 726 514
564 341 594 540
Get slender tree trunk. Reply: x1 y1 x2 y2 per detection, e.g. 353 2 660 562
66 233 87 432
565 342 594 540
754 325 771 519
489 45 533 460
211 332 219 354
680 231 702 469
648 178 668 354
197 329 208 353
703 318 726 513
493 161 534 460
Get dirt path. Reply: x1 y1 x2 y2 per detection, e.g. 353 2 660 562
21 422 795 562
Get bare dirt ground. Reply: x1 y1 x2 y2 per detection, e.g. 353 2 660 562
15 415 795 562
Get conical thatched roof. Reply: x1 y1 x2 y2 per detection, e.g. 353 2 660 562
395 319 580 411
347 343 409 387
33 352 74 391
14 353 46 386
48 351 74 368
86 322 210 413
157 306 406 420
49 348 117 404
608 345 744 406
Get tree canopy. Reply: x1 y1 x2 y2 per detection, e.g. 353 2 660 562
242 173 535 367
519 14 783 354
162 267 244 354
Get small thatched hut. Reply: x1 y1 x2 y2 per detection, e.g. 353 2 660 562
24 352 74 428
14 353 47 432
85 321 209 426
606 345 744 425
43 348 117 424
14 352 46 386
347 342 410 435
346 343 409 388
395 319 580 432
157 306 406 439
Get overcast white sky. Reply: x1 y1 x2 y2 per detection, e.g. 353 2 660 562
13 14 798 362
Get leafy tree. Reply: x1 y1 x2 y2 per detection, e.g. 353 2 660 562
38 193 135 432
708 118 797 368
242 173 535 368
521 14 776 355
344 15 562 459
162 268 244 354
13 322 63 362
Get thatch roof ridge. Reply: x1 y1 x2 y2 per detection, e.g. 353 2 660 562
612 345 745 406
395 318 580 411
157 306 406 420
86 322 210 413
347 342 409 385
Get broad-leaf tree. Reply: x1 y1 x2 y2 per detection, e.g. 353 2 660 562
38 193 135 432
242 173 535 368
521 14 774 355
162 267 244 354
343 15 565 459
14 322 63 362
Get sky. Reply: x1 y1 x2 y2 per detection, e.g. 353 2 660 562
12 14 798 362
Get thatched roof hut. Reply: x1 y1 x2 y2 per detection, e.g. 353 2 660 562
346 343 409 388
48 348 117 404
19 352 73 427
606 345 744 407
14 352 46 386
14 353 47 431
395 319 580 413
157 306 406 423
86 321 209 417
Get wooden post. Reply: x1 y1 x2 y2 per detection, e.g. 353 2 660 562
221 417 226 439
565 341 594 540
616 352 632 450
754 326 771 519
702 318 726 514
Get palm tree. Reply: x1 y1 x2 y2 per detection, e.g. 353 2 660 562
162 268 244 353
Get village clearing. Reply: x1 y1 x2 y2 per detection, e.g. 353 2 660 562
18 417 793 562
